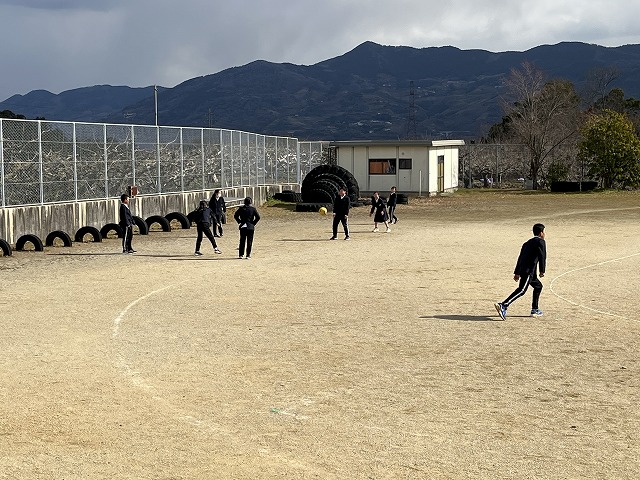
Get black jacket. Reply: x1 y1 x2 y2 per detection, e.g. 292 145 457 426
387 192 397 207
195 207 213 225
234 205 260 231
210 195 226 216
370 196 387 215
514 236 546 276
119 203 133 227
333 194 351 218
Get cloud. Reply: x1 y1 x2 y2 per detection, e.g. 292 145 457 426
1 0 640 102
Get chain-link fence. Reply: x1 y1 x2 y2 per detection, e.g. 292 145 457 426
459 143 530 189
0 119 327 207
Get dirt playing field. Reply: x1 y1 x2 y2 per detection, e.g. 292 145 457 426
1 190 639 479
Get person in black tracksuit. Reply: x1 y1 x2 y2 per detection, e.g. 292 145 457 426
495 223 547 320
369 191 391 233
119 193 135 254
387 186 398 224
209 189 226 237
330 187 351 240
234 196 260 259
194 200 222 256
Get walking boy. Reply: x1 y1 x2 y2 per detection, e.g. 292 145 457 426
370 191 391 233
119 193 136 254
210 189 226 237
494 223 547 320
233 196 260 259
330 187 351 240
388 186 398 224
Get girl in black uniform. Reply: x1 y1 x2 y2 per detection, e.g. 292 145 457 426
370 191 391 233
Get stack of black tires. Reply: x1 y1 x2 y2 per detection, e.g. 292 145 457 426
297 165 360 212
273 190 303 203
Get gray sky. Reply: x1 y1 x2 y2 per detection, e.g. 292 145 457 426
2 0 639 102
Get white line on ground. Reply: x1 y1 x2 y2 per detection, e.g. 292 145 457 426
549 252 640 320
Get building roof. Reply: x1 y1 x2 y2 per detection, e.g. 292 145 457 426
328 139 465 147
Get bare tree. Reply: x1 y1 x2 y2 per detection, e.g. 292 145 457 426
502 62 582 189
582 65 621 109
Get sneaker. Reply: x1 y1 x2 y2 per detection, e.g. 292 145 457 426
372 228 379 233
214 248 222 254
238 255 243 259
344 236 351 240
127 249 136 254
531 309 544 317
194 251 203 256
245 256 251 260
385 228 391 233
329 236 336 240
494 302 507 321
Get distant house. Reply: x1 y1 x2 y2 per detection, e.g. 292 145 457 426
328 139 464 195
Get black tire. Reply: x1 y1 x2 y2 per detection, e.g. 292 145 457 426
45 230 73 247
304 188 334 204
295 202 331 212
75 226 102 243
314 179 340 198
397 193 408 201
165 212 191 229
132 215 149 235
0 238 12 257
15 234 45 251
187 210 198 226
100 223 124 239
145 215 171 232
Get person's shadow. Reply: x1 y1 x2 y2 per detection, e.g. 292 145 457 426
420 314 497 322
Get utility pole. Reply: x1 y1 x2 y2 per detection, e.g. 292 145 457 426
206 108 214 128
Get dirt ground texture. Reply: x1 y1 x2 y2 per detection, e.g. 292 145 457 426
1 190 639 479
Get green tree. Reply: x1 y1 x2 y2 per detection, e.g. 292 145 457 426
579 109 640 188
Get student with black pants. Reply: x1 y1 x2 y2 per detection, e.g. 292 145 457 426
119 193 135 254
194 200 222 256
234 197 260 259
388 186 398 224
330 187 351 240
495 223 547 320
210 189 226 237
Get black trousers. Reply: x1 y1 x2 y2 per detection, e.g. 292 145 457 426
503 273 543 310
196 223 217 251
239 228 255 257
332 215 349 237
388 205 397 223
213 214 224 236
122 225 133 252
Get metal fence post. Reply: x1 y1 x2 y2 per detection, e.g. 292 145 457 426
131 125 136 189
180 127 185 193
103 124 108 199
201 128 206 191
38 120 44 204
73 123 78 201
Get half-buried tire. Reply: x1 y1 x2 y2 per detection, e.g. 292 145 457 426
100 223 124 239
75 226 102 243
146 215 171 232
45 230 73 247
132 216 149 235
165 212 190 229
15 234 45 251
0 238 13 256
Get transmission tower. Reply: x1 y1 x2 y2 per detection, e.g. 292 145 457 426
405 80 417 140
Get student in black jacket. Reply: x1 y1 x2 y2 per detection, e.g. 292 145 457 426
494 223 547 320
209 189 226 237
387 186 398 224
233 197 260 259
330 187 351 240
119 193 136 254
194 200 222 256
369 191 391 233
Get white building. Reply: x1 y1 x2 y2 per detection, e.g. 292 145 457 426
329 139 464 195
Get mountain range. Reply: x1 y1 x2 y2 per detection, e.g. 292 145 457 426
3 41 640 140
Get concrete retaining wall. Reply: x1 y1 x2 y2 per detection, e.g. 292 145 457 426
0 184 297 247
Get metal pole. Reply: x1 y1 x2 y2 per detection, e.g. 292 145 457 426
201 128 206 191
103 124 108 199
154 85 158 127
131 125 136 189
180 127 184 193
156 127 161 194
72 123 78 201
220 130 225 188
38 120 44 204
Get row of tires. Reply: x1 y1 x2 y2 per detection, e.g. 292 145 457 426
301 165 360 205
0 211 192 257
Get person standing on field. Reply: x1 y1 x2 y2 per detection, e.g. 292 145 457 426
370 191 391 233
494 223 547 320
330 186 351 240
388 186 398 224
119 193 136 254
210 189 226 237
234 196 260 259
194 200 222 256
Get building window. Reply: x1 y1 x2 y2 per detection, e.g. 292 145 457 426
399 158 412 169
369 159 396 175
